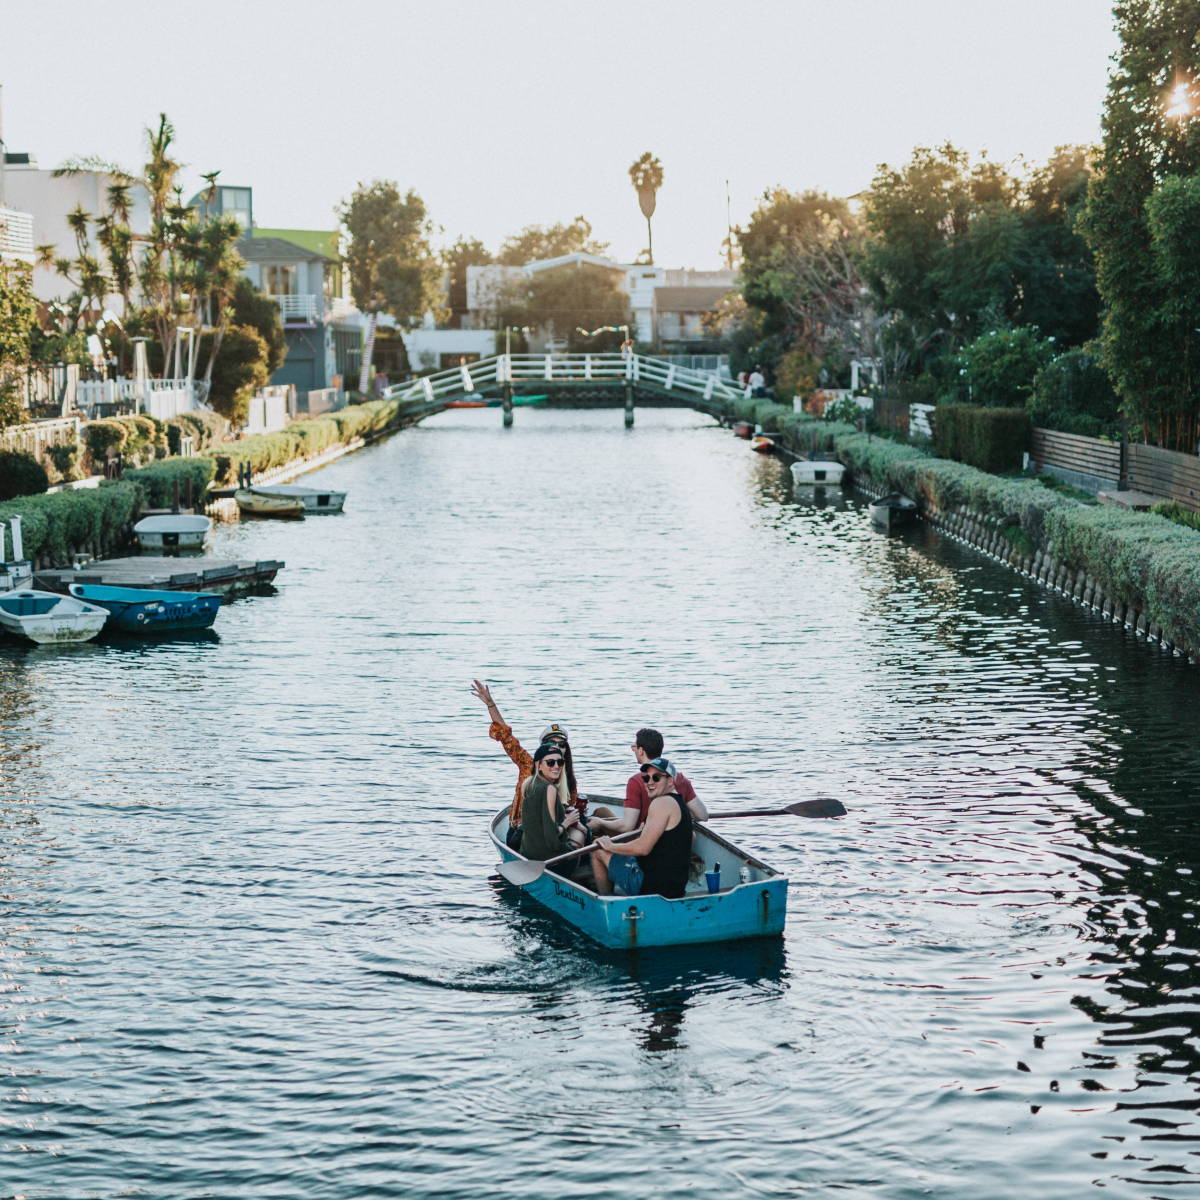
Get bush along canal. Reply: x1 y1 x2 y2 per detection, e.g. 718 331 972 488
721 397 1200 665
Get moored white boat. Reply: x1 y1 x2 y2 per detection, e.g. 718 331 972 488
133 514 212 550
245 483 346 513
234 489 305 518
0 589 108 645
490 802 788 949
791 459 845 486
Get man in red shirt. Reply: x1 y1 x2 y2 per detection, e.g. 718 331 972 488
590 727 708 835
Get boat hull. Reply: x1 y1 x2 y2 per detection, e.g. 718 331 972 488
490 806 787 949
133 514 212 550
732 421 754 439
247 485 346 514
68 583 221 633
234 490 305 518
869 493 920 530
0 590 108 644
791 460 845 486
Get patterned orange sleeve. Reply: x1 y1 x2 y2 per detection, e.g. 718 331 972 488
490 720 532 822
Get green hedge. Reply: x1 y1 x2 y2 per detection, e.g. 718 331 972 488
202 396 414 483
932 405 1031 473
0 482 140 566
166 410 230 454
0 450 50 501
123 457 216 508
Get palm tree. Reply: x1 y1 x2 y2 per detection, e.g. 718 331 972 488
628 152 664 264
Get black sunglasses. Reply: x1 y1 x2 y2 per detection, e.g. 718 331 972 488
543 757 564 767
640 770 665 782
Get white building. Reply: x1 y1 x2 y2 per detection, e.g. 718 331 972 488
2 152 150 304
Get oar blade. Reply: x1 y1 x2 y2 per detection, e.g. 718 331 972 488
785 798 847 818
498 858 546 887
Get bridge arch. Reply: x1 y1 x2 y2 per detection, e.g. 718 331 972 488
380 352 745 425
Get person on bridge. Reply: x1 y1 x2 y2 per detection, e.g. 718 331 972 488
593 758 694 899
749 365 767 398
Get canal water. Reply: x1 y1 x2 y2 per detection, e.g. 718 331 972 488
2 408 1199 1199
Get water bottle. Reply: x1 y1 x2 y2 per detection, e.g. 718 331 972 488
739 866 751 884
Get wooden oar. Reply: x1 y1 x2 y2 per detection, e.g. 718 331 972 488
705 798 848 819
498 830 639 888
580 794 847 820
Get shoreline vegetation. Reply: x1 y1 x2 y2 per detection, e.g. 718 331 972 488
0 395 420 567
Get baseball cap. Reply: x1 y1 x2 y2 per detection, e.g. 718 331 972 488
641 756 677 778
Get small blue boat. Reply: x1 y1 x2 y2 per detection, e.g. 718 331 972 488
490 804 788 949
68 583 222 634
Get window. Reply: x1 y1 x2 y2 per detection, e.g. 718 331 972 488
264 264 296 295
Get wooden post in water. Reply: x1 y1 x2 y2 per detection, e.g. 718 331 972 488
624 381 635 428
503 381 513 428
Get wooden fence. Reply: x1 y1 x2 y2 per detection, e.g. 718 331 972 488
1127 443 1200 510
1030 429 1123 489
1030 427 1200 511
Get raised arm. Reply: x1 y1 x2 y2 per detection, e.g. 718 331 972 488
471 680 531 774
471 679 506 726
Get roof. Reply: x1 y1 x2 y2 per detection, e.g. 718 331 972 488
238 236 334 264
524 252 624 274
654 285 734 312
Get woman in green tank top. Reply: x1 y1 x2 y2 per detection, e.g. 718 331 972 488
518 742 586 862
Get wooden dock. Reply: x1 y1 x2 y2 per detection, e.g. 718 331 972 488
35 556 284 595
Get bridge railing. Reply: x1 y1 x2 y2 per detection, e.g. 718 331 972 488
381 353 745 408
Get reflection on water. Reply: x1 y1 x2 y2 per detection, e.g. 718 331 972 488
2 408 1199 1198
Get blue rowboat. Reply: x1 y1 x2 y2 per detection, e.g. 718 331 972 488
490 804 788 949
68 583 221 634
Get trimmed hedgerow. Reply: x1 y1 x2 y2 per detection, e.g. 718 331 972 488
0 482 140 565
0 450 50 501
123 457 216 508
84 419 129 461
202 396 417 484
932 405 1031 473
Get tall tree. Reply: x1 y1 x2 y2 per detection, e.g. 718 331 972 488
0 262 37 426
1080 0 1200 449
510 263 632 351
628 152 664 264
496 217 607 265
339 181 441 391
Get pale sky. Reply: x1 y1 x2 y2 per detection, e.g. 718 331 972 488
1 0 1118 269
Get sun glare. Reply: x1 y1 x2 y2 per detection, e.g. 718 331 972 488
1165 80 1193 119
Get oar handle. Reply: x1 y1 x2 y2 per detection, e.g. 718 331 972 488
541 828 639 869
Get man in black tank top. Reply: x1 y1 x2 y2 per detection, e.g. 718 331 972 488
593 757 693 899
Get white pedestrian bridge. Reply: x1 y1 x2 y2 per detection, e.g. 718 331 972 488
382 352 746 424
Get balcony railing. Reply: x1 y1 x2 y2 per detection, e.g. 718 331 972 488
270 293 320 322
0 207 35 260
